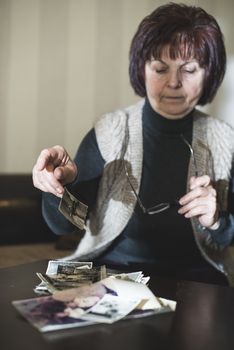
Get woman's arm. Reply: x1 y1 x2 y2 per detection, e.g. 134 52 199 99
42 128 105 235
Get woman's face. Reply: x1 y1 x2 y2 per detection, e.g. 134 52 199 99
144 48 205 119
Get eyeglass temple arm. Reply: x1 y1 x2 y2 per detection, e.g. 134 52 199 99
124 162 147 213
180 134 199 177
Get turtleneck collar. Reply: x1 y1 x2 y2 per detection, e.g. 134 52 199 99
143 97 194 136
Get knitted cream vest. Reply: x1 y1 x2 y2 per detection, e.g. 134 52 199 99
65 100 234 279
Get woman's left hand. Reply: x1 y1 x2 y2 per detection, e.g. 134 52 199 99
178 175 219 230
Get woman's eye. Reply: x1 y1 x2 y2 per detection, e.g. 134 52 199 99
182 68 196 74
155 68 167 74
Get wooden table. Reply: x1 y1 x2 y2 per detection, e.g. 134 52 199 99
1 260 234 350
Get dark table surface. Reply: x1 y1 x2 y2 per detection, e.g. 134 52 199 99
1 259 234 350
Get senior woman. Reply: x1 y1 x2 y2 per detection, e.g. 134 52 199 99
33 3 234 285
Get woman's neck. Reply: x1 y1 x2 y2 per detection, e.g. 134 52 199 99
143 98 194 136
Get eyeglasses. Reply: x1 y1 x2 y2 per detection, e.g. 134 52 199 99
124 134 199 215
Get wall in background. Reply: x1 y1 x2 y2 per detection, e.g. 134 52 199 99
0 0 233 173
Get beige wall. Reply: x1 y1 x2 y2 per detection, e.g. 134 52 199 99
0 0 233 173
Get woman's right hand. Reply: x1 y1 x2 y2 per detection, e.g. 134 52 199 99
32 145 77 197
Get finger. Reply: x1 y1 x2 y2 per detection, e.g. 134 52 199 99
37 146 68 170
54 166 65 181
183 205 212 218
54 161 77 185
36 181 63 197
178 195 216 215
34 146 62 172
190 175 211 189
179 186 212 205
44 173 64 195
33 164 64 196
34 149 52 171
38 178 64 197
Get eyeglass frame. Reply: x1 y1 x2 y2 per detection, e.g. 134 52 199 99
124 134 200 215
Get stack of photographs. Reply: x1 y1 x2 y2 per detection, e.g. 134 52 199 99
12 260 176 332
35 261 107 294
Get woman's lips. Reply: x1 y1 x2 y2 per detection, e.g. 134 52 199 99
163 95 184 99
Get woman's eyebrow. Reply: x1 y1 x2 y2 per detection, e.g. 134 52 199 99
150 58 167 64
180 60 197 66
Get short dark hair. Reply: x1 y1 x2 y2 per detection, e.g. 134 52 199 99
129 2 226 105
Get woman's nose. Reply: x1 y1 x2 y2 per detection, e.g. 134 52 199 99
167 72 182 88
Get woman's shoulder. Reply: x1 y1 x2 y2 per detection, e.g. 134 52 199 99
94 100 144 161
194 109 234 135
95 99 144 127
195 110 234 155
